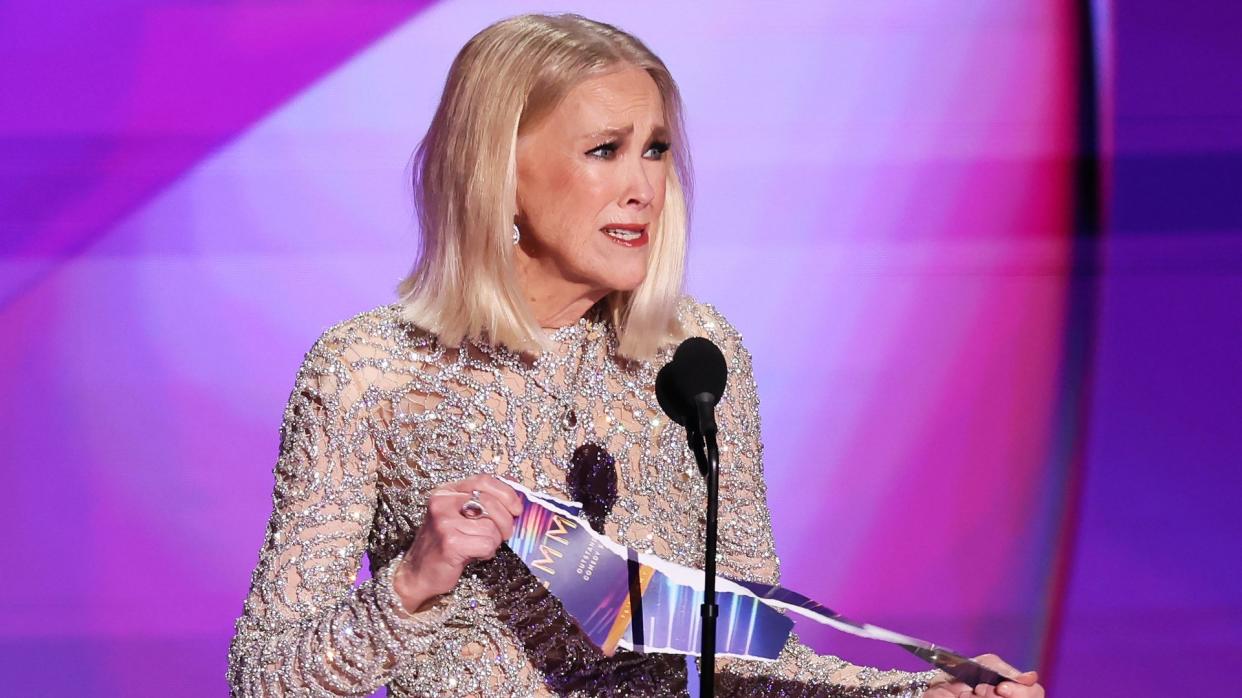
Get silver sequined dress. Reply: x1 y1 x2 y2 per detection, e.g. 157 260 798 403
227 299 937 697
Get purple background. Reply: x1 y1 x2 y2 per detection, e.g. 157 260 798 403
1 2 1237 696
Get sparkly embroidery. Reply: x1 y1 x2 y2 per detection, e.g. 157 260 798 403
227 299 937 696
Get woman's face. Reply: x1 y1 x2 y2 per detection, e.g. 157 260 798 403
515 66 670 301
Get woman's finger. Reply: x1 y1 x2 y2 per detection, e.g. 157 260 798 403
973 654 1021 678
1012 671 1039 686
460 474 524 517
973 682 995 696
430 486 514 537
427 488 472 523
996 677 1043 698
451 528 505 561
466 490 517 540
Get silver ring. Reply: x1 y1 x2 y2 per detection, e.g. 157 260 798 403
460 489 487 519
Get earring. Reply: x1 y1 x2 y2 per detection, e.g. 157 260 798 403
512 222 521 245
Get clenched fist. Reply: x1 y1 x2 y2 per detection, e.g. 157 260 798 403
391 474 523 614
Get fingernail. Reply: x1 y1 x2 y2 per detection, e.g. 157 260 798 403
996 684 1013 697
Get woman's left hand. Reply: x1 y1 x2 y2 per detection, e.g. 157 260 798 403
922 654 1044 698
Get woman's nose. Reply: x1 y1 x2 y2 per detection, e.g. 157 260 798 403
621 161 655 208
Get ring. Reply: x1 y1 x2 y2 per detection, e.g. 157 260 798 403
459 489 488 519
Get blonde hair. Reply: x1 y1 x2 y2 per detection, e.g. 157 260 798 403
396 13 691 360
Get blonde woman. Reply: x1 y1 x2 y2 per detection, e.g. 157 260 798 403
228 14 1044 698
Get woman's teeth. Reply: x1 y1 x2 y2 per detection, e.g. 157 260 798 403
602 227 642 241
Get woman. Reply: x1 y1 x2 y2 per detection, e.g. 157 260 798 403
228 13 1044 698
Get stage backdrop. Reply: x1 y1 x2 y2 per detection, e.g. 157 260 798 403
4 2 1235 696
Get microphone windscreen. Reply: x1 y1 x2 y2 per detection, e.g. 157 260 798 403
655 362 688 426
671 337 727 404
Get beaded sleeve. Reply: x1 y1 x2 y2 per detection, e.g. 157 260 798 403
226 329 455 697
685 303 939 697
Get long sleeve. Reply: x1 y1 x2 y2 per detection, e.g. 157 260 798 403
227 328 455 697
685 301 938 698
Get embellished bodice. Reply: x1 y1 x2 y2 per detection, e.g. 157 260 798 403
227 299 936 697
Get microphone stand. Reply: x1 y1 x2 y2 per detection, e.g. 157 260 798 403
687 413 720 698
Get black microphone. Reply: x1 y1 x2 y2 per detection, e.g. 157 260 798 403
654 336 728 698
655 336 728 436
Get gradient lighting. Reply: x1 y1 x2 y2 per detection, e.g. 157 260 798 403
1 2 1080 695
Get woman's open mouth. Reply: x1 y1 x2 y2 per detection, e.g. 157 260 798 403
600 223 649 248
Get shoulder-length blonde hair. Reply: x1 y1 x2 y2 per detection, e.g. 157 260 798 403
396 13 691 360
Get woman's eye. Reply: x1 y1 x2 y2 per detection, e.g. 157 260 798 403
587 140 670 160
587 142 618 159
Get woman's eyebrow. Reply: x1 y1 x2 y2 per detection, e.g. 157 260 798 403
582 124 670 141
583 125 633 141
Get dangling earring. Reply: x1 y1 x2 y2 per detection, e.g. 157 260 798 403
512 222 521 245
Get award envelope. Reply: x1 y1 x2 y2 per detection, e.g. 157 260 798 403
502 479 1016 686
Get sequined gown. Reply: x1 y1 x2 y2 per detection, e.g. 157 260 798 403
227 299 937 697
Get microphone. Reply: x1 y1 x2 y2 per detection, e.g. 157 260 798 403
654 336 728 698
655 337 728 436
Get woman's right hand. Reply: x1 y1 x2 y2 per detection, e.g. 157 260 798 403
392 474 523 614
